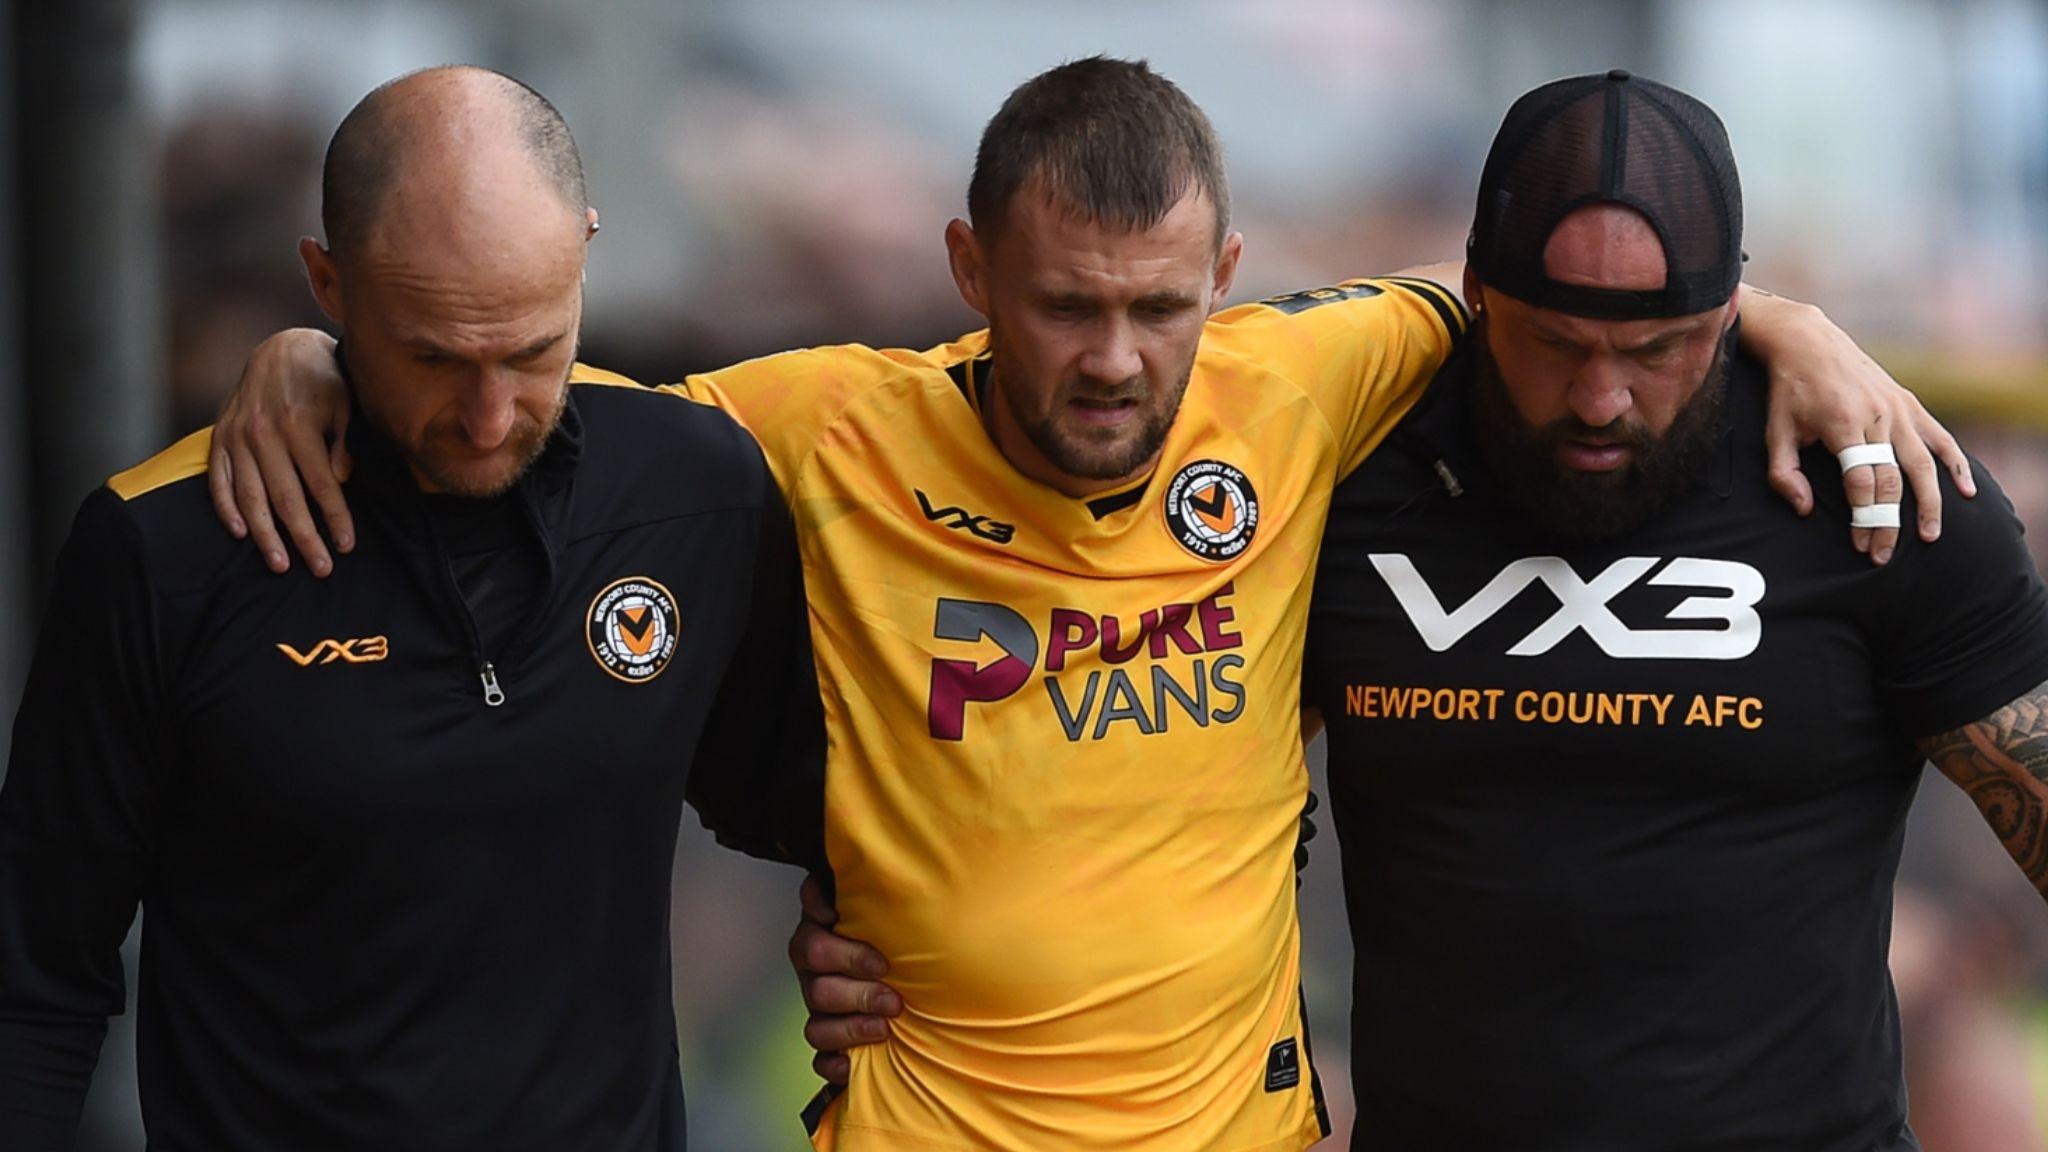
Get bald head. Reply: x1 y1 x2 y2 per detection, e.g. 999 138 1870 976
321 65 587 257
1541 204 1669 293
301 67 595 500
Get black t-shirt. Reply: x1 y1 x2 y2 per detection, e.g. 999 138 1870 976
1304 341 2048 1152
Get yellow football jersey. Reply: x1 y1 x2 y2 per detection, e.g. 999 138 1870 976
677 277 1466 1151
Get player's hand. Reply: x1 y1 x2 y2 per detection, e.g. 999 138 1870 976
790 873 901 1085
207 328 355 577
1745 288 1975 566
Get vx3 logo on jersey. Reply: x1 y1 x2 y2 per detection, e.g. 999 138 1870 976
1371 554 1764 660
915 489 1015 544
277 636 389 666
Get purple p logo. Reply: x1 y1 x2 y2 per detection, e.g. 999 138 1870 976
928 598 1038 741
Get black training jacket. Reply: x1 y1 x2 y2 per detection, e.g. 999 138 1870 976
0 367 824 1151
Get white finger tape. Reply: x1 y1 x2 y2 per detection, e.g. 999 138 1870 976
1850 503 1902 529
1838 443 1897 472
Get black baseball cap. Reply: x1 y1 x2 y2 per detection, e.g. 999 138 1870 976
1467 69 1743 320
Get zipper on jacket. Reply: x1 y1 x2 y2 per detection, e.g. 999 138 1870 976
1432 459 1465 497
419 506 507 708
441 557 503 708
478 662 506 707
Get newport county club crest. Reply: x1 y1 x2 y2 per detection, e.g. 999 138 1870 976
587 577 680 683
1163 459 1260 562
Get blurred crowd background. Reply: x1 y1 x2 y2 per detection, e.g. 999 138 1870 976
2 1 2046 1148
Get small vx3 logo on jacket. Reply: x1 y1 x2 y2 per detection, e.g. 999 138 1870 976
588 576 680 683
915 489 1015 544
277 636 389 666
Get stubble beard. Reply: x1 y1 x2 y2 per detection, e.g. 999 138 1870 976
371 378 569 500
986 326 1188 483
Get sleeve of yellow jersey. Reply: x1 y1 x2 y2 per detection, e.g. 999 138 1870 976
651 344 931 495
1234 276 1470 479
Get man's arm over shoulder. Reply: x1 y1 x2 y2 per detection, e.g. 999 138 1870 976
674 341 954 496
0 487 167 1148
1211 271 1469 477
683 456 828 873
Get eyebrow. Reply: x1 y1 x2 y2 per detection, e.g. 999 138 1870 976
400 331 568 361
1616 330 1688 355
1615 319 1711 354
1040 289 1200 310
1527 316 1705 352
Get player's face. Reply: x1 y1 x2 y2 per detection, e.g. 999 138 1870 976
1468 205 1736 475
1476 288 1732 470
1471 314 1729 540
1467 204 1738 540
305 207 589 498
951 186 1241 496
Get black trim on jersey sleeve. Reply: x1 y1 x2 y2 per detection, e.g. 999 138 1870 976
1862 458 2048 737
1380 276 1472 341
684 461 828 873
0 488 165 1150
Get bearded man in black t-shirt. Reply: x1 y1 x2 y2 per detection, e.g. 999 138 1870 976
1301 71 2048 1151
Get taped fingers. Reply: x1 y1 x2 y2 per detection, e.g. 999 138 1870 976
1835 437 1893 558
1835 443 1897 472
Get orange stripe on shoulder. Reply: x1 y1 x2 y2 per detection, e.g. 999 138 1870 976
569 362 645 389
108 427 214 501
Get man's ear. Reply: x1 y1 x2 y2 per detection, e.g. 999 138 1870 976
1463 264 1484 316
1209 231 1244 311
585 206 601 242
944 218 990 318
299 236 345 326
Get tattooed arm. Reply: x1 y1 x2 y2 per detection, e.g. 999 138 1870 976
1918 679 2048 898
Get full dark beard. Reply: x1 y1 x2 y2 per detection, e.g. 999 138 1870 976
1470 323 1730 543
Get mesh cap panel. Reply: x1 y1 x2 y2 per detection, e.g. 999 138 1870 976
1468 70 1743 320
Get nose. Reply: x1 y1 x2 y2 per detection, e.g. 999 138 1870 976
456 368 520 450
1076 318 1143 385
1567 354 1635 431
